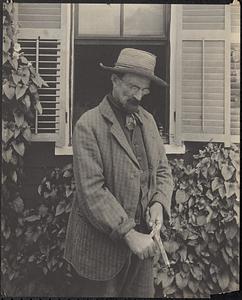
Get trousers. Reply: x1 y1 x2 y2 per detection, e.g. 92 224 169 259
71 253 154 297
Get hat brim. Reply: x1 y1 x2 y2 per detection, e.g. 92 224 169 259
99 63 168 87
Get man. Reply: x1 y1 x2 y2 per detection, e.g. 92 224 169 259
64 48 174 297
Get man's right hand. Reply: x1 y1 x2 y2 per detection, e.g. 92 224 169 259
124 229 157 260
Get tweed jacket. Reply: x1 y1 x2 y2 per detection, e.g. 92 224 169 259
64 96 174 281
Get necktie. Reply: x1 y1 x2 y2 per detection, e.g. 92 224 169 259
125 114 137 131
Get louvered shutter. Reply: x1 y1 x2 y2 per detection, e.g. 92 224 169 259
230 1 240 143
174 4 232 146
17 3 70 145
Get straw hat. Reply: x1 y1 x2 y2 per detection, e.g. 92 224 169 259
99 48 168 87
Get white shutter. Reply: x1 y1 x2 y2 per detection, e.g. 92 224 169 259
17 3 70 144
173 4 232 146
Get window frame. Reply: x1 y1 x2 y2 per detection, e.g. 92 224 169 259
74 3 168 40
55 3 186 155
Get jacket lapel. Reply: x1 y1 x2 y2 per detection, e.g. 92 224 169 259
138 108 158 170
99 97 140 169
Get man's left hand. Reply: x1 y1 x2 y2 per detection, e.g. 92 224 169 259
146 202 163 230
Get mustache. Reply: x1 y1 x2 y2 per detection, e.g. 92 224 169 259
127 98 139 106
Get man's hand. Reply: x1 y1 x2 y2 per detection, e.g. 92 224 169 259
146 202 164 230
124 229 157 260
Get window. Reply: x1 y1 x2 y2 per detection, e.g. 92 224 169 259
72 4 170 147
16 3 239 154
75 4 166 38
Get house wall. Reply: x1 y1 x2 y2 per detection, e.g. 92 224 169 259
22 141 207 206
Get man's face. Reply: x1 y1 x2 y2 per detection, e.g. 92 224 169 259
112 73 151 113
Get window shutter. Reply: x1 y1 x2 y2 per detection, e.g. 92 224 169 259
230 1 240 143
17 3 70 145
174 4 231 146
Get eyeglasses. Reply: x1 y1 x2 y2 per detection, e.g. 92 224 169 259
119 78 150 96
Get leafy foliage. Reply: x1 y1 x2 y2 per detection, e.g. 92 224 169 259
2 1 47 189
2 140 239 297
1 164 76 296
1 1 48 295
154 143 240 298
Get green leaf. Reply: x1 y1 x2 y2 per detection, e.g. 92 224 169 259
12 141 25 156
225 245 233 258
14 127 21 138
21 67 30 85
65 202 72 213
208 165 217 177
175 189 189 204
224 182 238 198
22 94 31 110
24 215 41 222
3 52 8 64
163 284 176 296
163 240 180 254
3 35 11 52
15 227 23 237
2 125 14 144
230 260 239 278
217 270 230 290
211 177 224 192
205 189 214 200
55 201 66 216
221 164 235 181
179 247 187 261
156 271 174 288
20 56 28 64
2 148 13 163
63 170 72 178
3 226 11 240
9 57 18 70
13 196 24 213
215 231 224 243
28 255 35 262
218 185 226 199
12 170 17 183
190 265 203 281
34 100 43 115
13 111 24 127
32 73 46 88
38 204 48 217
3 82 15 100
196 215 207 226
16 84 28 100
175 273 188 289
224 222 238 240
188 280 199 293
12 72 22 85
29 83 38 94
22 126 32 142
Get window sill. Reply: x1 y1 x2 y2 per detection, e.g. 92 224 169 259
55 144 186 156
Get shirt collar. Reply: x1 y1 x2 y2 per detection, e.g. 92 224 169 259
107 93 143 125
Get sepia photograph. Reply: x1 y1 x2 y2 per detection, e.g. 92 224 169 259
1 0 240 298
